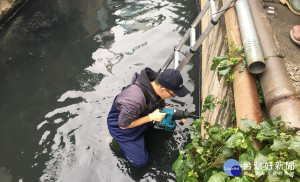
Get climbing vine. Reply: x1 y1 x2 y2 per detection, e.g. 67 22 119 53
210 43 246 82
173 42 300 181
172 96 300 182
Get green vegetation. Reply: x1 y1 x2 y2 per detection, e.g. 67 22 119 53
255 79 265 106
172 95 300 182
201 95 216 113
210 45 246 82
174 42 300 181
201 95 227 113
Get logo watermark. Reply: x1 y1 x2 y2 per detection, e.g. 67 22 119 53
223 159 242 176
242 161 295 176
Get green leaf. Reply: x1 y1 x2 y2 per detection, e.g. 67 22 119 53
225 132 245 148
187 176 198 182
270 138 287 151
240 119 256 133
231 46 244 54
238 59 247 72
256 128 277 142
265 174 291 182
207 124 222 135
294 160 300 176
237 46 244 52
229 176 255 182
211 56 227 70
222 147 235 157
179 150 185 155
185 142 196 150
288 136 300 157
206 95 215 102
221 127 235 139
246 140 258 159
255 79 264 105
218 100 227 107
217 60 231 81
226 74 234 82
196 146 204 154
272 116 284 126
255 120 272 130
265 118 276 127
208 154 226 169
218 67 230 81
193 118 202 126
172 153 184 171
175 170 186 182
255 130 274 142
266 152 278 162
230 57 240 65
283 168 295 178
231 111 236 122
207 172 229 182
189 127 200 141
211 133 222 142
254 147 272 179
239 153 252 169
202 95 216 113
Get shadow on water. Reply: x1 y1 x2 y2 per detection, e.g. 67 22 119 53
0 0 198 181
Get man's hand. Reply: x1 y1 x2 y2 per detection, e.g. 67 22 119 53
148 109 166 122
180 118 188 123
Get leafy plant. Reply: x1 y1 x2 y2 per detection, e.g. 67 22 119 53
231 110 236 123
201 96 228 113
255 79 264 106
201 95 216 113
218 100 227 107
211 45 246 82
172 116 300 182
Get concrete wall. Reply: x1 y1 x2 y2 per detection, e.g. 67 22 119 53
0 0 14 14
0 0 24 26
200 0 235 131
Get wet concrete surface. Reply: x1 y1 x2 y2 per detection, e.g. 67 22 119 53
262 0 300 95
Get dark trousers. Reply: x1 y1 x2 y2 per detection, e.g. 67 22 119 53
107 100 154 167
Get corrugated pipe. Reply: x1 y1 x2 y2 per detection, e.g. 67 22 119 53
248 0 300 128
221 0 263 127
235 0 265 74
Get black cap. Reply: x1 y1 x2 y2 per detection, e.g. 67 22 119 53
157 69 190 97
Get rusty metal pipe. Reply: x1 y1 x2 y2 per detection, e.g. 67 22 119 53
248 0 300 128
222 0 263 126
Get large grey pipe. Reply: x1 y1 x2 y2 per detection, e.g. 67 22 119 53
248 0 300 128
236 0 265 74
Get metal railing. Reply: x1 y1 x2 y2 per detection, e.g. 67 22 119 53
159 0 235 73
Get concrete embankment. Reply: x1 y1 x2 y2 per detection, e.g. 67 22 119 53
199 0 235 130
0 0 27 28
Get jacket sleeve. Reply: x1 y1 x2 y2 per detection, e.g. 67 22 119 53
114 86 146 128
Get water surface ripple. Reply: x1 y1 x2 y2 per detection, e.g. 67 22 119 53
0 0 198 181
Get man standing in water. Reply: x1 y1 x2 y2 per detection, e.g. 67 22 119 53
107 67 190 167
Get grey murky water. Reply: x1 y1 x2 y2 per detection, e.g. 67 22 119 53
0 0 199 181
